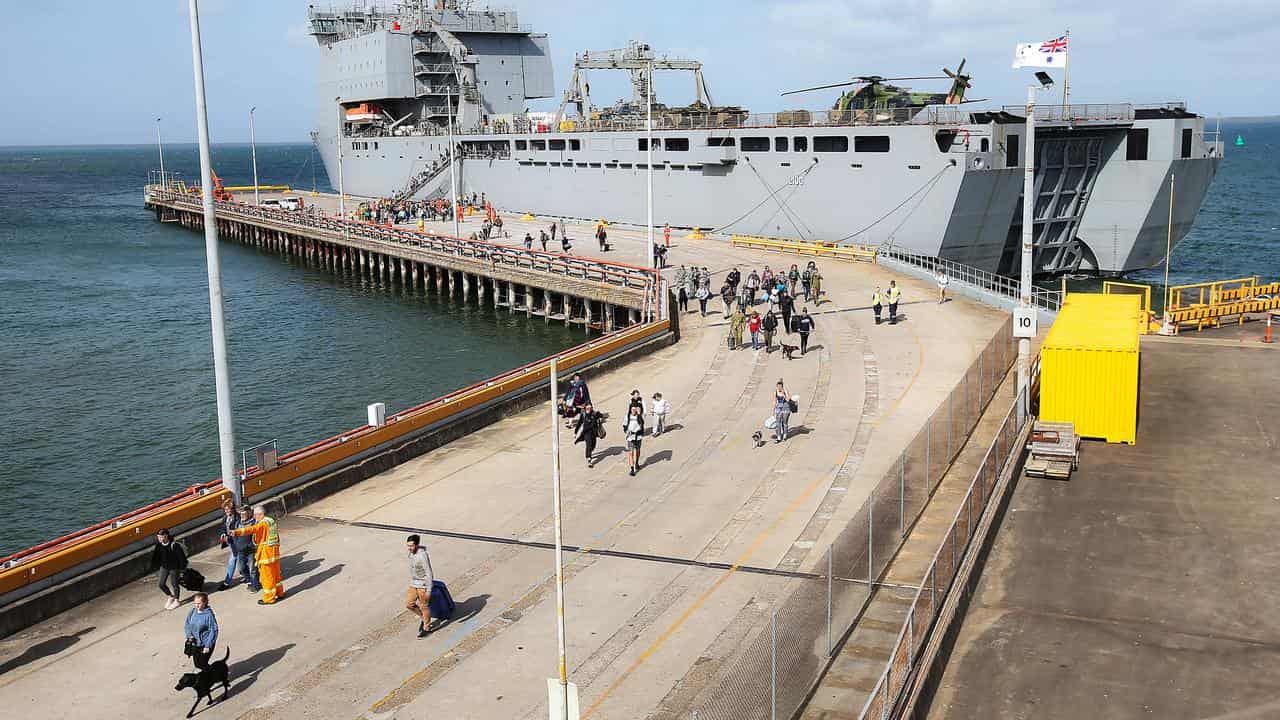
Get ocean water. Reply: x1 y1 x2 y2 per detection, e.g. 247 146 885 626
1 126 1276 556
0 144 581 556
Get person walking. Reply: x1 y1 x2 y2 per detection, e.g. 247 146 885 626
539 228 549 252
405 534 435 637
887 280 902 324
729 305 746 350
151 528 188 610
745 269 761 307
762 309 778 351
788 264 801 297
218 501 252 591
549 220 558 244
800 264 813 302
696 283 710 317
524 232 534 250
726 267 741 295
720 283 735 319
748 310 762 350
623 405 646 476
780 291 795 334
596 223 608 252
233 505 261 592
230 505 285 605
651 392 670 436
794 307 816 355
809 263 824 306
772 380 792 443
936 270 949 304
183 592 219 669
760 265 774 292
573 403 603 467
675 265 690 313
628 389 645 418
872 286 884 325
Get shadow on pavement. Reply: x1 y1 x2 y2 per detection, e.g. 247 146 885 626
0 626 96 676
288 563 345 597
229 642 297 696
644 450 674 466
435 593 490 630
279 551 322 577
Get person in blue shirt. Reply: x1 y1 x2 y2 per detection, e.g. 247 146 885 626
183 592 219 669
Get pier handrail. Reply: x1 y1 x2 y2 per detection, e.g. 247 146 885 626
0 318 672 589
876 245 1063 313
145 188 657 292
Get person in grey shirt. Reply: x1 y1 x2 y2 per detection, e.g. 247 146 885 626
405 534 435 638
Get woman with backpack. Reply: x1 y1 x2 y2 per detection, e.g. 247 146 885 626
573 403 604 468
623 405 647 476
151 528 189 610
772 380 795 443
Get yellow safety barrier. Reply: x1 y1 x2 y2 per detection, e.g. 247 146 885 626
730 234 877 262
521 212 535 220
0 319 671 595
687 228 706 240
1164 276 1280 334
1102 281 1154 335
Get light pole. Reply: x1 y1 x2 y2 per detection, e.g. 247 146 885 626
186 0 239 503
155 117 166 188
549 358 570 720
249 106 260 206
646 61 655 272
335 96 346 222
1018 73 1053 422
447 89 460 239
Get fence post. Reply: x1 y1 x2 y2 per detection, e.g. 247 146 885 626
947 394 953 462
771 609 778 720
867 501 874 582
899 452 906 538
925 419 931 491
827 546 834 656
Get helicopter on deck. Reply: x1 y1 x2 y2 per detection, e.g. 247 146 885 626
781 59 979 112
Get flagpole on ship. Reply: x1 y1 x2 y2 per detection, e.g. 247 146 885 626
1061 29 1071 107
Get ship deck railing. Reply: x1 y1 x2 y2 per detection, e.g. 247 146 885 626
999 103 1137 124
144 188 657 292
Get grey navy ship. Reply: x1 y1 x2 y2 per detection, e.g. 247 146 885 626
308 1 1222 276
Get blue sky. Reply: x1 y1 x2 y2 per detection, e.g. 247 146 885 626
2 0 1276 146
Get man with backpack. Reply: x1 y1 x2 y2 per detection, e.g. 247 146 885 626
573 403 605 467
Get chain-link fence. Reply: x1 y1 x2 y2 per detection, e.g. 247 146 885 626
693 316 1015 720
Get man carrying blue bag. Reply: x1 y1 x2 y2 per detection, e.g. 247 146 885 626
406 534 455 638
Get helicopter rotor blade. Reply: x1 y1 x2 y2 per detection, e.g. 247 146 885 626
778 81 860 96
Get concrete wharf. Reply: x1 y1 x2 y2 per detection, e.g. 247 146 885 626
1 191 1012 720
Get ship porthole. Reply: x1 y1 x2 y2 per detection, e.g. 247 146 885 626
972 157 985 170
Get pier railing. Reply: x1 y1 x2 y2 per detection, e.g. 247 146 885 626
876 246 1063 314
144 188 656 294
693 316 1017 720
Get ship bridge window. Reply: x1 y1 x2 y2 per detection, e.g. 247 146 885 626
665 137 689 151
531 139 546 150
775 137 788 152
815 136 849 152
707 137 736 147
550 139 566 150
794 137 808 152
980 138 989 152
1006 135 1019 167
742 137 770 152
570 139 582 151
515 140 528 150
1126 129 1148 161
854 136 890 153
639 138 658 151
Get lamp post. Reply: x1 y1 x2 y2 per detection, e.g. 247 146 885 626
249 106 260 207
1018 75 1052 422
646 61 655 272
155 117 166 188
186 0 239 503
335 96 346 223
549 358 570 720
447 88 460 239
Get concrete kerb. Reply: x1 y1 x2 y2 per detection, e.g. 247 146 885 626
0 325 675 640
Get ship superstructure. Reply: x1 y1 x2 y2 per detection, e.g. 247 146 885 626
308 1 1221 276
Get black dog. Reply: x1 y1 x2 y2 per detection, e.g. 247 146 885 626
779 343 799 360
175 647 230 717
751 430 765 448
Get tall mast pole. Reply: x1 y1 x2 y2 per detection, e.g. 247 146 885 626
186 0 240 504
335 96 346 223
646 61 655 272
448 89 460 239
155 117 166 187
250 106 260 207
1018 84 1037 424
549 357 569 720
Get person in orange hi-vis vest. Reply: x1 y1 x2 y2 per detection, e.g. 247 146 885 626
231 505 285 605
664 223 671 248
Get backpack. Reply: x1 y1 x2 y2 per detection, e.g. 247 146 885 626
595 416 607 439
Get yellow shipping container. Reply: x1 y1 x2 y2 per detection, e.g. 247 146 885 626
1040 293 1140 444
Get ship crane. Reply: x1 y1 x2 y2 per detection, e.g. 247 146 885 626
555 41 714 123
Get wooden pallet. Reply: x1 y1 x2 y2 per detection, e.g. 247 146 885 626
1026 421 1080 479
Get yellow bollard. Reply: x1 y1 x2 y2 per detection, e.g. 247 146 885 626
521 212 535 221
688 228 705 240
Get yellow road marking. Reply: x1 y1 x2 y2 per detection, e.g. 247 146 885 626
580 456 837 718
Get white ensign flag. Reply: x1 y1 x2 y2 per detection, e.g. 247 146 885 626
1012 35 1069 69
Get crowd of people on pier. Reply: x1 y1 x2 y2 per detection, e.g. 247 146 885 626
671 261 825 356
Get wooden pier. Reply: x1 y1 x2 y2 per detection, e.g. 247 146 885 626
143 187 659 332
